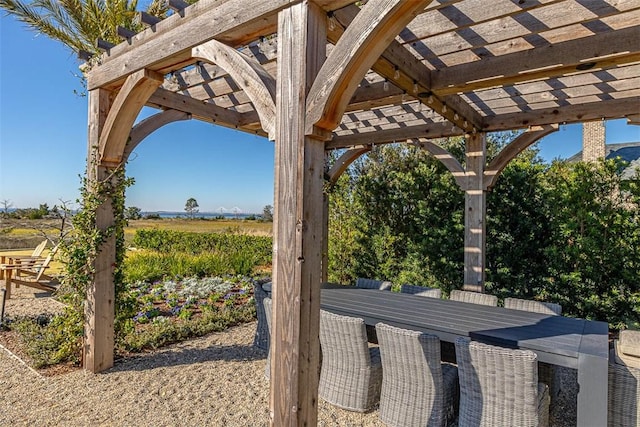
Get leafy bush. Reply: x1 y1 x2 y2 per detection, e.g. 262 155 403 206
10 308 83 368
328 140 640 328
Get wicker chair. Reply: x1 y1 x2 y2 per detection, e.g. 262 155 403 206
318 310 382 412
455 337 550 427
375 323 458 427
355 277 392 291
609 329 640 427
504 297 562 315
449 290 498 306
504 297 563 404
253 282 271 351
400 284 442 299
263 297 272 380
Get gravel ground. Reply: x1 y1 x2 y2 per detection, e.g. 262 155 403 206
0 286 384 426
0 285 576 426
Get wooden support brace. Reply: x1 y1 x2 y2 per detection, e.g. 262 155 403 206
484 124 558 190
98 69 164 166
125 109 190 159
326 147 371 186
192 40 276 139
305 0 432 134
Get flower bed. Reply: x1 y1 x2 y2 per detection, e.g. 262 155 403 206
127 276 254 325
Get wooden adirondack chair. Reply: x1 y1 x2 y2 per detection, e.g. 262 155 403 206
0 240 49 281
1 249 58 299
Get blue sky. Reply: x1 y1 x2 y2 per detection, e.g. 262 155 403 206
1 16 639 213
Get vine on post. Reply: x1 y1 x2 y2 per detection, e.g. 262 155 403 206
57 153 135 362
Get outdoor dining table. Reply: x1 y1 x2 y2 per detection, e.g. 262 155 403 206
320 284 609 427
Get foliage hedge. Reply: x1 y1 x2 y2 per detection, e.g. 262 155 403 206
132 229 272 260
327 137 640 329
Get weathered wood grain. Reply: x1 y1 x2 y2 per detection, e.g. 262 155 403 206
193 40 276 139
463 133 486 292
85 88 116 374
99 69 164 166
484 124 558 189
305 0 432 134
271 2 325 426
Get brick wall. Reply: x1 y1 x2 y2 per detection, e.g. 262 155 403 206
582 121 605 162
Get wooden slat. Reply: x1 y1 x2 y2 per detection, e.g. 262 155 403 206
407 1 638 61
482 96 640 130
168 0 189 12
87 0 295 90
399 0 561 43
88 0 356 90
117 26 137 40
431 26 640 95
138 11 162 27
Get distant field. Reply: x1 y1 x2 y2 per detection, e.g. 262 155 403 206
1 218 273 251
125 218 272 237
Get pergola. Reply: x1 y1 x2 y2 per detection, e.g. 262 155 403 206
83 0 640 425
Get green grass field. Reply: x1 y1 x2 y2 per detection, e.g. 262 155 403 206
0 218 273 274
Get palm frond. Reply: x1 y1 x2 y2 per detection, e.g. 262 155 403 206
0 0 90 52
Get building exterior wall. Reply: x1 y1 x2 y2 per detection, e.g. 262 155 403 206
582 121 606 162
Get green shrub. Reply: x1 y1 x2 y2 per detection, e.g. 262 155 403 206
11 308 83 368
116 305 255 352
132 229 272 262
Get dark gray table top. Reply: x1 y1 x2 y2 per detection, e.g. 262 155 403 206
320 286 609 367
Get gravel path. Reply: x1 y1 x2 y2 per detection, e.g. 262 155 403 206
0 286 384 427
0 321 387 427
0 285 576 426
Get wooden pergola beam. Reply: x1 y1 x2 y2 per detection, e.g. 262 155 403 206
331 4 483 133
87 0 355 90
192 40 277 139
483 96 640 131
327 123 462 150
147 87 253 127
431 26 640 95
98 69 164 165
306 0 432 134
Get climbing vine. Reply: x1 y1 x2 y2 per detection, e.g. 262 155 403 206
54 153 135 362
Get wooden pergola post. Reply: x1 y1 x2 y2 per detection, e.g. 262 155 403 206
463 132 487 292
85 88 116 373
270 2 326 425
